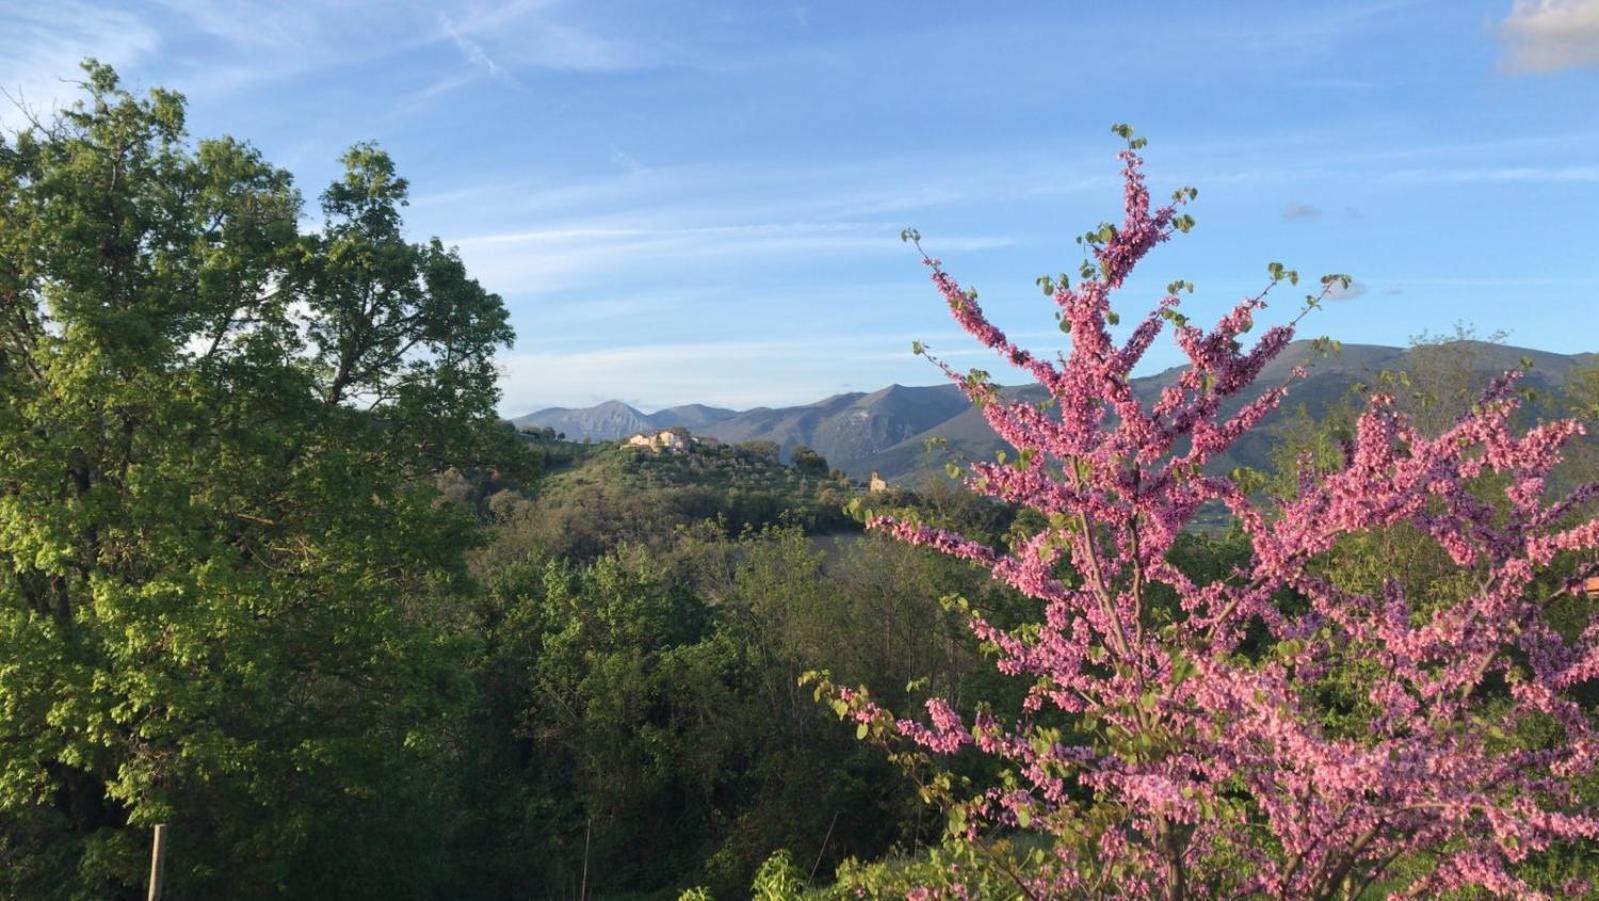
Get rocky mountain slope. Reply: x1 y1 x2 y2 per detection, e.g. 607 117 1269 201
513 400 737 440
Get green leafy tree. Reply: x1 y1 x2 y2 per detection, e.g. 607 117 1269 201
460 548 748 896
0 62 521 898
790 445 829 478
738 439 781 463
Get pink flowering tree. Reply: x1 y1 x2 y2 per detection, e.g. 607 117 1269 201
817 126 1599 898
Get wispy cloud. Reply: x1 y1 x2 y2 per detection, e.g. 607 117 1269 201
451 221 1013 293
498 335 900 411
440 13 518 84
443 0 664 72
1192 0 1427 58
5 0 670 111
1499 0 1599 72
497 315 1160 412
1359 276 1599 287
1384 164 1599 183
411 152 1038 226
1281 201 1321 220
0 1 159 123
1326 280 1368 302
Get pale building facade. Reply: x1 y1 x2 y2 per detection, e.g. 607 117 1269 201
625 430 693 453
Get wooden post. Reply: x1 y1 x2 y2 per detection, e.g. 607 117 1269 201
147 824 169 901
579 818 591 901
808 810 840 885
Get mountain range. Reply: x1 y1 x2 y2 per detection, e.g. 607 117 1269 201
513 340 1596 483
513 401 739 442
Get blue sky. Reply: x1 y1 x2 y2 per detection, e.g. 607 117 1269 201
3 1 1598 414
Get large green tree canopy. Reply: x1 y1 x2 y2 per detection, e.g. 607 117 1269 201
0 61 522 898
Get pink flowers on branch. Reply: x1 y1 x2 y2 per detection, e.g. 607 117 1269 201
828 127 1599 898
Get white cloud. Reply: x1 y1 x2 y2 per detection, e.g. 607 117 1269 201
1499 0 1599 72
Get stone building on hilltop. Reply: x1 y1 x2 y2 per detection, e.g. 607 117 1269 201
625 430 693 453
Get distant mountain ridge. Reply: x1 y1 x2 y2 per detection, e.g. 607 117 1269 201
513 401 737 441
513 340 1597 482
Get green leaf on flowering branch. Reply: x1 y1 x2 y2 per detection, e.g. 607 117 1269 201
1106 310 1121 326
947 805 966 834
1168 650 1198 686
939 593 971 614
856 722 869 740
1229 466 1265 494
900 227 920 243
911 340 925 356
1173 213 1196 233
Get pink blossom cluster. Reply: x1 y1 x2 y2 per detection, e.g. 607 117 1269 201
844 139 1599 898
